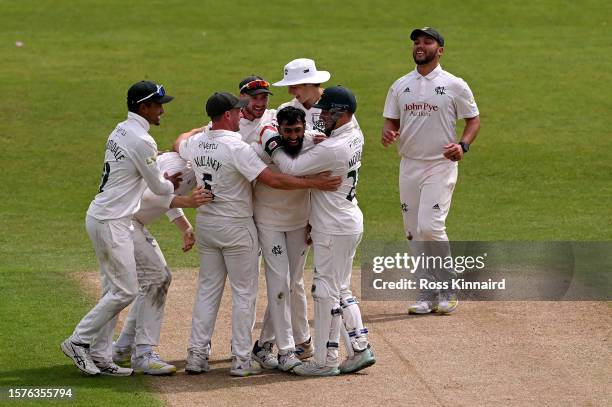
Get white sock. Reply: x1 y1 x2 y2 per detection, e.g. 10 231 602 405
115 332 134 349
136 344 153 356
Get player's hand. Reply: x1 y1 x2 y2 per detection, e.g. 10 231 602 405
381 128 400 147
182 227 195 252
190 186 214 207
311 171 342 191
313 132 327 144
443 143 463 161
164 171 183 191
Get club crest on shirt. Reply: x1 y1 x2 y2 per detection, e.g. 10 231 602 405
434 86 446 95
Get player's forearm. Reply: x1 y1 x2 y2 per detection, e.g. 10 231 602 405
460 116 480 144
257 167 311 190
173 127 202 153
170 194 197 208
172 215 193 233
383 118 400 133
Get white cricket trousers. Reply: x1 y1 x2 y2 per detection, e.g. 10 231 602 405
188 215 259 361
310 231 364 367
74 216 139 361
257 225 310 352
117 220 171 347
399 157 458 298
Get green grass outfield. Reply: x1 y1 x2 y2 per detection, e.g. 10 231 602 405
1 0 610 404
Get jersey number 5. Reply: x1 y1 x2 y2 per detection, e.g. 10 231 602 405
202 173 215 199
98 162 110 193
346 169 359 201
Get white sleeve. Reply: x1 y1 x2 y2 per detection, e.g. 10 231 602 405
272 144 335 176
250 142 272 164
165 208 184 222
383 82 401 119
178 135 195 161
455 79 480 119
131 139 174 195
233 142 268 182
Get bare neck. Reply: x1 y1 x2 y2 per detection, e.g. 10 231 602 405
416 62 439 77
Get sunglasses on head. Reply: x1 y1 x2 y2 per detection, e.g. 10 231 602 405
136 84 165 104
240 80 270 92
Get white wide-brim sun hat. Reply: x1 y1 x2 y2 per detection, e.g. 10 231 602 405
272 58 331 86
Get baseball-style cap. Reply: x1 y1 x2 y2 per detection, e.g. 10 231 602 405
239 75 273 96
127 81 174 105
410 27 445 46
272 58 331 86
205 92 248 118
313 85 357 113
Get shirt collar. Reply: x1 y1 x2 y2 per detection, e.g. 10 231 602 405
330 120 355 137
127 112 150 132
415 64 442 80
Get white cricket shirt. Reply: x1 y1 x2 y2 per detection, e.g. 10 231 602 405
133 152 197 225
271 121 364 235
238 109 277 144
87 112 174 221
178 128 267 218
252 127 316 231
383 65 479 160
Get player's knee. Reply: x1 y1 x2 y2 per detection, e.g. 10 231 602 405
311 277 333 301
417 220 444 241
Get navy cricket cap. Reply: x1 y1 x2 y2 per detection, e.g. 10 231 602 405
205 92 248 118
239 75 273 96
127 81 174 105
410 27 445 46
313 85 357 113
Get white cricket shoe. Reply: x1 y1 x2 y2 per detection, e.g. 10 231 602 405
185 347 210 374
93 360 134 376
295 337 314 360
408 300 434 314
339 345 376 374
132 351 176 375
60 338 100 376
251 340 278 369
436 293 459 314
278 351 302 372
112 342 133 367
292 361 340 377
230 357 262 377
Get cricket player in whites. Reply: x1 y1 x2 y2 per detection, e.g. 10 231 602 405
382 27 481 314
237 75 277 143
61 81 181 376
250 106 318 371
174 92 341 376
268 86 375 376
111 152 212 375
272 58 330 132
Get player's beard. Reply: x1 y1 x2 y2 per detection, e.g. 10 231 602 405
244 104 265 120
284 137 304 157
413 48 437 65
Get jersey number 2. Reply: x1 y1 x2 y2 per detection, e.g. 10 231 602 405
346 169 359 201
98 162 110 193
